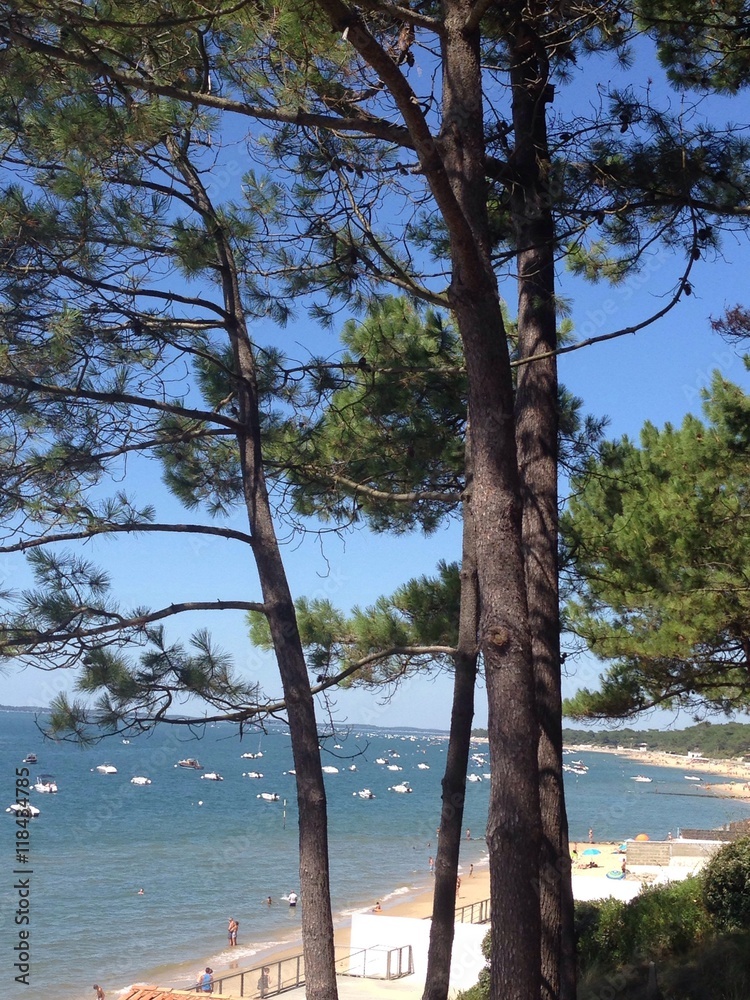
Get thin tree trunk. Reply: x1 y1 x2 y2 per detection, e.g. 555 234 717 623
170 142 338 1000
423 436 479 1000
509 20 576 1000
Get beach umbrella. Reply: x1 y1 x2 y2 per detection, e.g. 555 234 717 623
582 848 601 855
635 833 649 841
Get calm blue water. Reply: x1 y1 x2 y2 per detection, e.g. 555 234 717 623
2 711 748 999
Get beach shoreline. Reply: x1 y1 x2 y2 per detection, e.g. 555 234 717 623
567 745 750 797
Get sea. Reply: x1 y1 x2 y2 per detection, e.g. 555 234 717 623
2 710 749 1000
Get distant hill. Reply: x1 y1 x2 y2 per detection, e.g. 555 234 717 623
0 704 48 713
561 721 750 759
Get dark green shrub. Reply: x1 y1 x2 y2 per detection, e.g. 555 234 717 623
620 877 711 961
576 878 710 972
702 836 750 931
575 897 627 971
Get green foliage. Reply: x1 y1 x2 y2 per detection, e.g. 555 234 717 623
702 837 750 931
249 561 460 686
560 721 750 759
576 879 710 973
639 0 750 94
562 375 750 720
271 296 467 535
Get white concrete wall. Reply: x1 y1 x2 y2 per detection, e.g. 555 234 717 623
349 914 487 994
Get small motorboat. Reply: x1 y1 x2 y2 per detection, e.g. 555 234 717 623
348 765 357 771
33 775 58 793
6 803 40 817
374 758 387 765
386 764 402 771
389 783 412 794
257 792 279 801
354 789 375 799
243 771 263 779
322 766 339 774
176 759 203 770
467 774 482 782
130 776 152 785
684 775 702 781
22 753 37 764
417 763 430 769
95 764 117 774
201 772 224 781
631 776 652 783
241 751 263 759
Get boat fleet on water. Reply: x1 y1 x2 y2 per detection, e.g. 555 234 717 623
9 736 486 815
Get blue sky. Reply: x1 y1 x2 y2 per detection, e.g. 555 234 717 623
2 33 750 733
4 260 749 732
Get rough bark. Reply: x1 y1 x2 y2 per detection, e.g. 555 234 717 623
509 19 576 1000
423 438 479 1000
440 4 542 997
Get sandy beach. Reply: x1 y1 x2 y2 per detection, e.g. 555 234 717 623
208 841 654 987
569 745 750 799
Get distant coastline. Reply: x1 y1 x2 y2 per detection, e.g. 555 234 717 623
0 704 48 713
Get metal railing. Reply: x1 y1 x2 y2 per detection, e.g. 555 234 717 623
455 897 491 925
187 952 304 997
186 943 413 997
335 944 414 980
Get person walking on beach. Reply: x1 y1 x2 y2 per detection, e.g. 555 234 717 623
588 827 594 844
428 856 434 872
93 986 105 1000
228 917 238 947
199 967 214 993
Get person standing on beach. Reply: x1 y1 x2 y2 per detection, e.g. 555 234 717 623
428 856 434 872
258 966 270 998
288 890 298 908
588 828 594 844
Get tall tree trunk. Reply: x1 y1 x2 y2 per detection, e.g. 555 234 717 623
235 329 338 1000
171 143 338 1000
509 19 576 1000
440 4 542 997
423 437 479 1000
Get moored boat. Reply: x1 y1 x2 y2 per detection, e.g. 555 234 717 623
389 782 412 794
6 802 40 817
33 774 58 793
95 764 117 774
176 759 203 770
